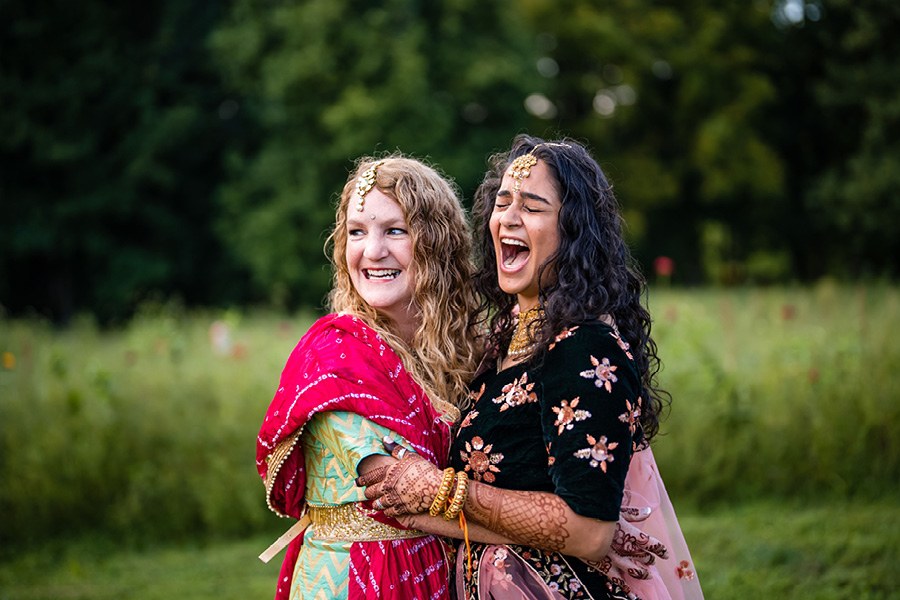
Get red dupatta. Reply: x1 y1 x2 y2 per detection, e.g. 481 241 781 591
256 313 453 598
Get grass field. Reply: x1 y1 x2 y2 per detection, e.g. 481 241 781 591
1 497 897 599
1 285 898 597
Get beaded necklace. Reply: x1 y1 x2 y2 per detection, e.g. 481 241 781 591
506 305 544 358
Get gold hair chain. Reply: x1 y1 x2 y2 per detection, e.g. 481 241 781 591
509 153 537 193
355 161 384 211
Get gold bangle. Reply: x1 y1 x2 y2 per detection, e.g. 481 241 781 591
429 468 456 517
444 471 469 521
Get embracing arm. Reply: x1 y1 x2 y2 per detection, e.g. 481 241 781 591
358 453 513 544
359 452 615 562
464 479 616 561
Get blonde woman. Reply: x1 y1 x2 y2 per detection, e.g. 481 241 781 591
256 156 505 600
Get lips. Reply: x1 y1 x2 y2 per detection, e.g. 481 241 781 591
364 268 401 280
500 237 530 270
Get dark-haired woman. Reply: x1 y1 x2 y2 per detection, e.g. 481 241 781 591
359 136 702 599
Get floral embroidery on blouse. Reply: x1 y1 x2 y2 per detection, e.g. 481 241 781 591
676 560 695 580
459 435 504 482
459 410 479 429
574 434 618 472
618 397 642 435
609 329 633 360
548 326 579 350
493 372 537 412
467 382 485 405
552 397 592 435
509 545 596 599
579 356 618 392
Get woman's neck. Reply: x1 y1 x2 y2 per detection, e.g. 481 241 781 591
516 296 540 314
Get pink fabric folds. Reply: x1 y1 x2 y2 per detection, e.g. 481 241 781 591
618 447 703 600
257 314 453 600
349 537 451 599
455 545 566 600
257 313 451 519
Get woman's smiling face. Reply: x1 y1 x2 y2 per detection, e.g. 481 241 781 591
490 159 562 312
345 188 418 328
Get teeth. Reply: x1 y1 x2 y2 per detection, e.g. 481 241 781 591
366 269 400 278
502 238 529 248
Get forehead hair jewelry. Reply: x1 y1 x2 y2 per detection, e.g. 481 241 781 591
509 153 537 194
509 142 574 193
355 161 384 211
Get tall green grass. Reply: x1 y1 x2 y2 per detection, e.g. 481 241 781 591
1 285 898 550
649 283 900 505
0 303 317 548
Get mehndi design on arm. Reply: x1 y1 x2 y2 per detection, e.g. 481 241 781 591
468 484 570 552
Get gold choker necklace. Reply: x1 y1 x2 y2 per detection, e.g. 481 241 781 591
507 306 544 358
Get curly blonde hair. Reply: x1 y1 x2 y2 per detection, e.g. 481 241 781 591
327 156 482 421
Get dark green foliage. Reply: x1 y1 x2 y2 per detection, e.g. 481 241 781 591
1 1 898 317
209 0 539 308
0 1 253 323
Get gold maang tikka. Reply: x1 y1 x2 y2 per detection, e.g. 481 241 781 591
509 152 537 194
355 161 384 211
509 142 575 192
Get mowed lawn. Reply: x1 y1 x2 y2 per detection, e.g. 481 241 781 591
1 497 897 599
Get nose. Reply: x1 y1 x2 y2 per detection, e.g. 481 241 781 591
498 203 523 229
363 232 389 260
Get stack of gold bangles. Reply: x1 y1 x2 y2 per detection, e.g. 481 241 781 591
428 468 472 576
429 468 469 519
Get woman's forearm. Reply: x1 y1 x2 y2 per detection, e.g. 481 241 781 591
464 481 615 561
397 513 514 544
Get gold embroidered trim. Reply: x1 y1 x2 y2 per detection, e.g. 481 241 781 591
264 430 302 517
308 503 427 541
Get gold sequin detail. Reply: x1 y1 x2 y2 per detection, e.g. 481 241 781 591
264 430 301 517
308 503 427 541
507 305 544 358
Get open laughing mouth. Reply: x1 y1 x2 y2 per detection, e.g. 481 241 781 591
500 237 530 269
364 269 401 280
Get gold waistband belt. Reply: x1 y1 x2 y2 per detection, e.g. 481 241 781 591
307 503 427 542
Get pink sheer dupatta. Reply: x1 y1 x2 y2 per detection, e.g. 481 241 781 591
619 447 703 600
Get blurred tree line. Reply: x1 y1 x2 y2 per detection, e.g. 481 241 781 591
2 0 897 323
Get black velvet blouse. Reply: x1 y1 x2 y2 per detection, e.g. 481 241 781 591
450 321 644 521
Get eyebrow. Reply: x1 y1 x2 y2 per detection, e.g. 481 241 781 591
497 188 553 205
346 216 407 227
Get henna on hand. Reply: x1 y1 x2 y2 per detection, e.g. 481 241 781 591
584 516 670 584
355 465 389 487
358 454 442 517
611 518 668 564
379 456 442 516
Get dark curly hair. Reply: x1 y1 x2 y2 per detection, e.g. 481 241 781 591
473 134 669 440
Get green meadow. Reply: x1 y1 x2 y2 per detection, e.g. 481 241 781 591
1 285 898 598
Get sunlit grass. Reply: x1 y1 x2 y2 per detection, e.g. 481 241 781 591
0 498 896 599
0 285 897 556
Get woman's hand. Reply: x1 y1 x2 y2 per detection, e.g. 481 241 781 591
355 438 443 517
586 507 669 590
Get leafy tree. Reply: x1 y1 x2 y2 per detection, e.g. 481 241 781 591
0 1 248 322
210 0 541 308
518 0 790 283
791 0 900 277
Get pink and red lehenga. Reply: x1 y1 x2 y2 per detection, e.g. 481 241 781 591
257 314 454 600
